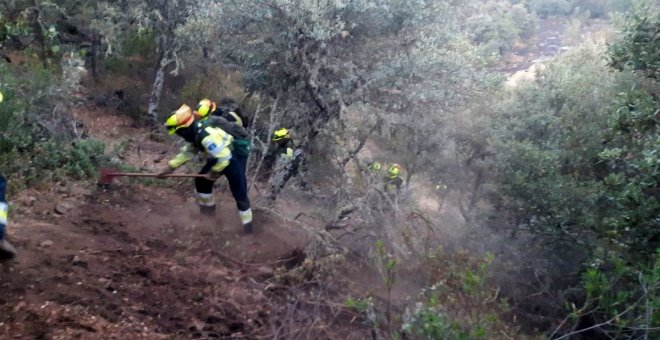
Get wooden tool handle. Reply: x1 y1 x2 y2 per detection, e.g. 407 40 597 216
108 172 208 178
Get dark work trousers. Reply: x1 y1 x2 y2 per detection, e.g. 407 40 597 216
195 156 251 211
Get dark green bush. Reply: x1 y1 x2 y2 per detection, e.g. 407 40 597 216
0 56 106 190
609 11 660 79
0 136 106 189
529 0 572 17
122 30 156 58
102 56 129 74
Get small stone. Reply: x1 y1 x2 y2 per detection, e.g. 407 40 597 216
54 203 70 215
56 184 71 194
39 240 54 248
26 197 37 207
13 301 26 312
206 315 222 324
72 256 87 268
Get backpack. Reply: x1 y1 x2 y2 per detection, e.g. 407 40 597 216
231 138 251 157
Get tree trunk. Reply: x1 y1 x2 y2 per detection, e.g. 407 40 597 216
147 34 173 123
468 169 483 212
90 33 100 80
341 123 378 168
405 142 425 187
30 5 48 68
458 168 484 223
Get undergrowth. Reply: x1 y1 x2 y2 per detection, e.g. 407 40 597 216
0 55 106 192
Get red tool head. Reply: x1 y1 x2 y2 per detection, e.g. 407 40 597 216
97 168 116 185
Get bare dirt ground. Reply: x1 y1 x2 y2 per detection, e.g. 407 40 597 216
0 110 375 339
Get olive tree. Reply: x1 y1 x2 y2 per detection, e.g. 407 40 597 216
91 0 199 122
471 8 659 334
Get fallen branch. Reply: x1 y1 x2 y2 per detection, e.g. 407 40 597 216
211 250 298 268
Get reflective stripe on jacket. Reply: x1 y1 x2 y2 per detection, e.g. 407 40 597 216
168 124 234 173
0 202 7 226
0 175 7 232
201 127 234 172
282 147 294 160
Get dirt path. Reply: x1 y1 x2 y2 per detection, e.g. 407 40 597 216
1 181 308 338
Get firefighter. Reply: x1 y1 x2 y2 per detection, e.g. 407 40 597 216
435 180 449 208
194 98 251 177
366 160 383 173
0 174 17 260
384 163 403 192
194 97 248 128
268 128 302 201
160 104 253 233
272 128 294 161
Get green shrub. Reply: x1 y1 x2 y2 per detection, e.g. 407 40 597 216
123 30 156 58
567 250 660 337
0 54 107 190
102 56 129 74
466 2 537 56
573 0 637 18
345 296 373 313
403 304 469 340
0 137 106 188
528 0 572 17
573 0 608 18
606 0 637 14
609 11 660 79
402 251 518 339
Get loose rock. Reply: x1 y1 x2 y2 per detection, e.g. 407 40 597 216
54 203 70 215
39 240 54 248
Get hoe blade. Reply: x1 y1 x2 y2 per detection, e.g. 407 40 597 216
98 168 117 185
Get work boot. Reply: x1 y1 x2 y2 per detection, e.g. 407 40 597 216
242 222 253 234
0 239 16 261
199 205 216 217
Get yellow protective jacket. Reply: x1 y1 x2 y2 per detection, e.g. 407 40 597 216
168 121 234 173
275 138 294 161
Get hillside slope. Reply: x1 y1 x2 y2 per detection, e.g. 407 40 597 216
0 110 372 339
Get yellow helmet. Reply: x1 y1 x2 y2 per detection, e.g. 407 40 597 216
0 90 3 103
164 104 194 135
388 163 401 178
195 98 216 119
272 128 290 141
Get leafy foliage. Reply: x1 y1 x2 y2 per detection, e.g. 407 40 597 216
528 0 573 17
2 0 657 337
475 7 659 335
569 250 660 338
487 43 623 242
403 251 518 339
609 10 660 79
0 40 105 189
465 1 537 56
